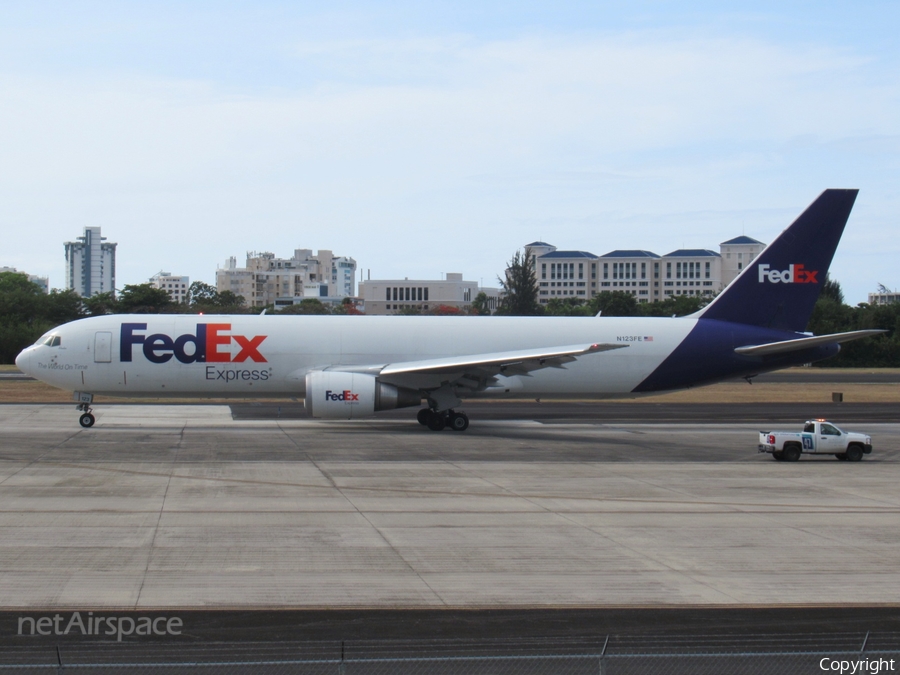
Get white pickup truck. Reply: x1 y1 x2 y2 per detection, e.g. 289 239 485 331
759 420 873 462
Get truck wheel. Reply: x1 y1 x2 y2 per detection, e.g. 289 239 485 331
782 445 801 462
772 451 784 461
845 445 864 462
835 453 848 461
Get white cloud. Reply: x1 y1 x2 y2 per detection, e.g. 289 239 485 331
1 31 896 302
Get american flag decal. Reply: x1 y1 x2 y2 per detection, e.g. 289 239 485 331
644 336 654 341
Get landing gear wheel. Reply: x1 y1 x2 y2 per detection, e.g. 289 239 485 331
449 412 469 432
845 445 864 462
782 445 801 462
426 411 446 431
79 413 95 428
772 451 784 461
416 409 430 426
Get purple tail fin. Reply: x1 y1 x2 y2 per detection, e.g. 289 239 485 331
698 189 858 332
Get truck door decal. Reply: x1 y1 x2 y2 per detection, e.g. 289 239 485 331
802 434 814 450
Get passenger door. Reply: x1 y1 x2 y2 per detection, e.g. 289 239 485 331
94 331 112 363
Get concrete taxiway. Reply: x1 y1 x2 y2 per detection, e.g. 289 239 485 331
1 403 899 609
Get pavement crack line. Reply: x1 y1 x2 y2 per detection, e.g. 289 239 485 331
133 423 183 608
0 428 83 487
277 425 447 606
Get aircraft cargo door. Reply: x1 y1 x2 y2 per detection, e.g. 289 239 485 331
94 331 112 363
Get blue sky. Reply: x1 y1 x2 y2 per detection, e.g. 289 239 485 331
2 1 898 303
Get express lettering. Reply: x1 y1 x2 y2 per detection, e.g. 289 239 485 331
205 367 271 381
757 263 818 284
326 390 359 402
120 323 267 364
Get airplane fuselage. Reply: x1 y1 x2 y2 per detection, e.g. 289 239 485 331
15 314 831 400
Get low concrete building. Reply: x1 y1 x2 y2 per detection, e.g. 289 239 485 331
868 287 900 305
360 274 500 315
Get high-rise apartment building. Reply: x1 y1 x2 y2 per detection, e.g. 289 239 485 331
64 227 117 298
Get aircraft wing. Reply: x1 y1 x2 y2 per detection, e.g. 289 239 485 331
734 329 886 357
375 342 627 391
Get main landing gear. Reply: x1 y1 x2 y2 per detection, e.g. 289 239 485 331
417 408 469 432
77 402 95 428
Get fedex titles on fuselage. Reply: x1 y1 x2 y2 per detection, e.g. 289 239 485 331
120 322 270 382
757 263 818 284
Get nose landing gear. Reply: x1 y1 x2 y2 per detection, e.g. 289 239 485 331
78 403 95 428
74 392 95 428
416 408 469 432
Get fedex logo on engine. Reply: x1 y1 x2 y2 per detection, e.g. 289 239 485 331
757 264 818 284
120 323 267 364
326 390 360 402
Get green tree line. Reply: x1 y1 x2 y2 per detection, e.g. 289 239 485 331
0 275 250 363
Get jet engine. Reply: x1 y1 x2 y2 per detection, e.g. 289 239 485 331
304 371 421 419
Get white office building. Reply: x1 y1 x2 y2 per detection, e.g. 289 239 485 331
360 273 500 315
659 249 722 299
533 247 601 305
596 251 661 303
64 227 117 298
530 233 760 304
149 271 190 304
216 249 357 309
720 236 765 286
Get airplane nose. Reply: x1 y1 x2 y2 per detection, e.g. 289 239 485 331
15 347 31 375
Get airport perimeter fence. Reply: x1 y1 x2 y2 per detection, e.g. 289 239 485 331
2 632 900 674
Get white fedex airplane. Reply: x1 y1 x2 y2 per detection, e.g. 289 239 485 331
16 190 881 430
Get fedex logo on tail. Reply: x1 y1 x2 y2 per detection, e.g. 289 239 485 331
326 390 360 402
120 323 267 364
757 264 818 284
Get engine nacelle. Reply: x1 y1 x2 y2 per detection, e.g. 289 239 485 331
304 371 421 419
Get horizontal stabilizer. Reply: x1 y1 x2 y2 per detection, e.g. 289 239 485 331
734 330 886 357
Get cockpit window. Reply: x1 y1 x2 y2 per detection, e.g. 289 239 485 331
51 336 61 347
37 335 61 347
